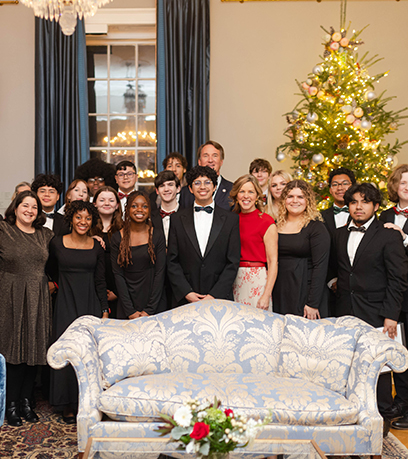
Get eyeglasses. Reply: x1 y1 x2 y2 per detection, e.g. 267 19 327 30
116 172 136 179
192 180 213 187
331 181 351 189
88 178 105 184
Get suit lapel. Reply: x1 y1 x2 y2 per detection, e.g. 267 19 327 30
352 218 380 267
338 227 352 270
181 209 202 259
326 207 336 234
204 206 225 258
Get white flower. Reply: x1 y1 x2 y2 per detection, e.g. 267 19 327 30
186 440 195 454
174 405 193 427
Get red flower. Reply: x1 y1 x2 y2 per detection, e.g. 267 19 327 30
190 422 210 440
224 409 234 418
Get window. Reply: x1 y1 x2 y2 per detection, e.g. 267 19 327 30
87 42 156 190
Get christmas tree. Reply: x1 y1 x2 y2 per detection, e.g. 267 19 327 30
276 4 407 208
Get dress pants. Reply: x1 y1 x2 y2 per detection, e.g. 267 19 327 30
393 311 408 407
6 363 37 404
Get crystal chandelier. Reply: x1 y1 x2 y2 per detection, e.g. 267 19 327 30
20 0 113 36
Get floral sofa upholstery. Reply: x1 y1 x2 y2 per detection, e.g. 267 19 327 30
47 299 408 457
0 353 5 426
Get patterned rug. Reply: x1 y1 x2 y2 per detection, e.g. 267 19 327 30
0 394 407 458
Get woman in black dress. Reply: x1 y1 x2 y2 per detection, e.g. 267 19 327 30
0 191 53 426
111 191 166 319
272 180 330 319
49 201 108 424
92 186 123 318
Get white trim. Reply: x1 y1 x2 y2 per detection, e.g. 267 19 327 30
85 8 156 34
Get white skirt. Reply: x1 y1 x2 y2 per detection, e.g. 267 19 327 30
233 266 272 311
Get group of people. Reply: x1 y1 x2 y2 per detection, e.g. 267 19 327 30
1 140 408 436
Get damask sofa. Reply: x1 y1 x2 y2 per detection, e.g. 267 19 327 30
0 353 5 426
47 299 408 457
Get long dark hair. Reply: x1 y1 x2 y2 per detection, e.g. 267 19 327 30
5 190 46 229
91 186 123 240
117 191 155 268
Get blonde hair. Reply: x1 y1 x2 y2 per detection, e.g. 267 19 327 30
230 174 265 214
266 170 292 219
277 180 323 230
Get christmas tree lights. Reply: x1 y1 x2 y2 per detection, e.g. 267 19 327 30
276 20 407 208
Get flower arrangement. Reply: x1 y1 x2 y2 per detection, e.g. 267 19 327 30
156 397 269 458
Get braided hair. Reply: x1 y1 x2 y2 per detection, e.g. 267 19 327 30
117 191 155 268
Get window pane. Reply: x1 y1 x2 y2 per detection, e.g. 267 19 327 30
111 46 136 79
110 116 137 148
138 45 155 78
90 150 108 162
138 115 156 147
87 46 107 79
138 80 156 114
88 81 108 114
110 80 136 114
138 150 156 183
89 115 108 147
110 150 135 166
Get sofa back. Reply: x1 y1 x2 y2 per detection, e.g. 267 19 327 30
90 299 360 396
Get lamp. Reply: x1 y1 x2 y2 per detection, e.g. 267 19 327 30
20 0 112 36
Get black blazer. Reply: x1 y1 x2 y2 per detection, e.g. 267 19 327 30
179 176 233 211
48 212 70 237
167 205 240 305
333 217 408 327
151 209 164 235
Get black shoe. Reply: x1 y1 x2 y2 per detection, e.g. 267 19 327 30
6 401 22 427
382 402 408 421
62 414 76 424
391 413 408 430
383 418 391 437
20 398 39 423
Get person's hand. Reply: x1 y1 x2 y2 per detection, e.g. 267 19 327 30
139 311 149 317
303 305 320 320
256 294 270 310
383 318 398 340
48 281 57 295
384 222 406 239
203 294 214 301
185 292 206 303
92 235 106 250
102 312 109 319
331 281 337 293
129 311 142 319
107 290 117 301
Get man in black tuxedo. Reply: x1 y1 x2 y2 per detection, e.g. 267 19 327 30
31 174 70 238
333 183 408 432
179 141 233 211
322 168 356 315
379 165 408 428
167 165 240 307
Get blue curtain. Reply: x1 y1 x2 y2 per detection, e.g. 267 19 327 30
35 18 89 199
157 0 210 170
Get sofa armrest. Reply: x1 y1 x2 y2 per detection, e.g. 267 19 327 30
47 315 104 451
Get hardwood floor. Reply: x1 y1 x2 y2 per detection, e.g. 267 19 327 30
390 427 408 447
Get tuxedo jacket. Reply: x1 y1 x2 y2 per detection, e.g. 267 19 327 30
380 207 408 312
167 205 240 306
333 217 408 327
151 209 164 236
179 176 233 211
50 212 70 237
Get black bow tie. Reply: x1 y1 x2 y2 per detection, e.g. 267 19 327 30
349 226 366 233
45 212 55 219
194 206 213 214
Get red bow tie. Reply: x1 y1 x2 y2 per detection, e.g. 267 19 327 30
118 192 129 199
160 209 176 218
393 206 408 218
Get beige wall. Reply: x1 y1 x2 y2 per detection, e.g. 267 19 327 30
0 4 35 212
210 0 408 183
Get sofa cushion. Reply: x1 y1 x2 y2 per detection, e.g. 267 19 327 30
156 300 285 375
277 315 361 396
92 318 170 388
98 372 359 426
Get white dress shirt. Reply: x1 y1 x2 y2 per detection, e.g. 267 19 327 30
119 187 137 215
161 203 179 246
334 207 350 228
394 205 408 247
347 215 375 266
194 200 214 257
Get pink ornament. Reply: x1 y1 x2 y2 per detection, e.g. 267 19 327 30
353 119 361 128
302 82 310 90
308 86 318 96
346 114 355 124
332 32 342 42
340 37 349 47
330 42 340 51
